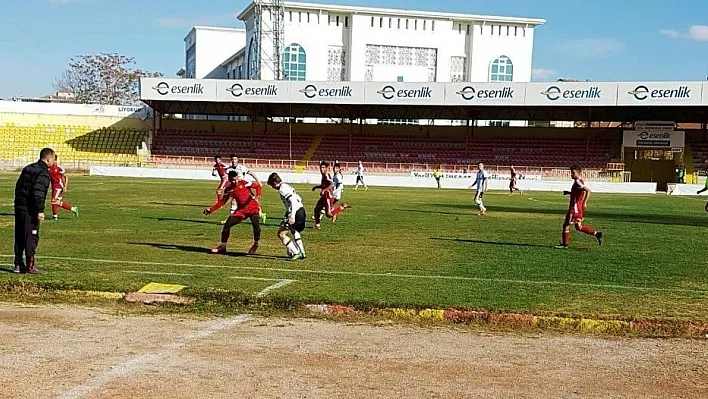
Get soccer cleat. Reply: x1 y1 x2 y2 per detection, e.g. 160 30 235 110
259 212 267 224
211 244 227 254
554 244 569 249
596 231 604 247
50 215 58 221
27 266 46 274
248 242 259 255
12 265 22 274
313 224 321 230
331 214 337 223
290 252 306 261
72 207 79 217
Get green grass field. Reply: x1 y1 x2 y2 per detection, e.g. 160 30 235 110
1 174 708 321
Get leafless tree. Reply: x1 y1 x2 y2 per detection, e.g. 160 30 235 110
54 53 163 105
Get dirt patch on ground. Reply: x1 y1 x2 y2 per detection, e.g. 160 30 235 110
0 303 706 398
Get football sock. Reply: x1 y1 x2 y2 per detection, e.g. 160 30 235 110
562 230 570 246
220 229 230 243
61 202 73 211
579 225 596 236
52 204 58 215
293 231 305 255
281 236 298 255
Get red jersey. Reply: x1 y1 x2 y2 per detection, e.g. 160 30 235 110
569 178 587 209
49 165 66 188
210 180 262 213
213 161 227 178
320 172 333 192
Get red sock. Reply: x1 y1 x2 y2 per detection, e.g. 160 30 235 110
579 225 596 236
331 206 344 217
562 230 570 246
51 203 59 215
220 229 230 243
61 202 73 211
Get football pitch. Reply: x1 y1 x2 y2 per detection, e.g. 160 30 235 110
1 174 707 321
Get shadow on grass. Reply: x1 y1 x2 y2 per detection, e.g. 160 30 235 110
148 202 207 208
141 216 283 228
430 237 552 249
129 242 289 260
442 204 708 227
0 212 13 217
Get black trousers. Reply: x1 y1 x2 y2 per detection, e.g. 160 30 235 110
14 208 40 271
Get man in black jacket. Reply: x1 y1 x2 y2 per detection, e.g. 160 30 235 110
14 148 56 274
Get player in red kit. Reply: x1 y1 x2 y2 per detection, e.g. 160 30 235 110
312 161 349 230
204 170 262 255
212 155 228 201
556 166 603 249
49 157 78 220
509 165 522 196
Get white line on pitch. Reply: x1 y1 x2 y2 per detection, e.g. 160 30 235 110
1 254 707 295
55 314 251 399
256 280 295 298
230 276 287 282
122 270 193 276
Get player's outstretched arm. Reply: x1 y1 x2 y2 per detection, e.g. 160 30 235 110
204 196 228 215
698 187 708 194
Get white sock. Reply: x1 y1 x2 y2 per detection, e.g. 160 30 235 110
281 236 298 255
293 231 305 255
230 203 237 212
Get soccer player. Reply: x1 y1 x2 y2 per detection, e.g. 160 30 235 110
509 165 522 196
556 165 603 249
697 179 708 212
469 162 489 215
48 157 78 220
212 155 228 201
354 161 367 191
332 163 345 222
267 173 306 260
226 154 266 223
312 161 349 230
203 170 262 255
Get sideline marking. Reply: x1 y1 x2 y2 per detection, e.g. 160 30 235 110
122 270 193 277
256 279 295 298
55 314 251 399
1 254 707 295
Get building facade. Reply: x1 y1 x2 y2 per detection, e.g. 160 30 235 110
184 1 545 125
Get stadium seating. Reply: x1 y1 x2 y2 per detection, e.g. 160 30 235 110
152 128 613 170
0 123 148 165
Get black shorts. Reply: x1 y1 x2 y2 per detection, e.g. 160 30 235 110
356 176 364 184
282 208 306 233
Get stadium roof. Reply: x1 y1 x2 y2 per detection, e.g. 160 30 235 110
139 78 708 123
236 1 546 26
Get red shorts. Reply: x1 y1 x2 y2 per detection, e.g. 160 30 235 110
217 178 229 191
52 187 63 200
565 204 584 224
230 202 261 219
317 191 335 212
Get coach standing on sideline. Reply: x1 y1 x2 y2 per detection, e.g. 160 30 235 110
13 148 55 274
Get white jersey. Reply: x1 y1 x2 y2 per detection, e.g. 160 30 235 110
333 172 344 200
356 164 364 177
278 182 303 220
228 164 253 181
473 170 489 192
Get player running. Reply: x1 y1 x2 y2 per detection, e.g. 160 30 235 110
509 165 522 196
226 154 266 224
204 170 262 255
697 178 708 212
469 162 489 215
556 165 603 249
48 157 78 220
212 155 228 201
267 173 306 260
312 161 349 230
332 162 346 222
354 161 367 191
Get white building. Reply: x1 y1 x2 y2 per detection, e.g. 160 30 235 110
182 1 545 125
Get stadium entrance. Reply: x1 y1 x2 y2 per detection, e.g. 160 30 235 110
621 122 685 191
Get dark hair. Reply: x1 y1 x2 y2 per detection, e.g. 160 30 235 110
320 161 330 167
267 172 281 186
570 165 582 173
228 170 238 179
230 154 237 158
214 155 221 160
40 148 55 160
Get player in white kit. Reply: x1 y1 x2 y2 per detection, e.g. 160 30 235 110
469 162 489 215
354 161 367 191
267 172 306 260
332 163 345 222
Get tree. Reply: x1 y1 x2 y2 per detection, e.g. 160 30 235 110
54 53 163 105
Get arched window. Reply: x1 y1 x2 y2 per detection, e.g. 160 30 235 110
247 37 258 79
283 43 306 81
489 56 513 82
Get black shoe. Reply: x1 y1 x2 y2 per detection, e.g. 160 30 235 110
596 231 604 247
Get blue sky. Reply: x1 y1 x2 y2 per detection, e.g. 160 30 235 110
1 0 707 98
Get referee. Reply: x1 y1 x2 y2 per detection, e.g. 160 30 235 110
13 148 55 274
